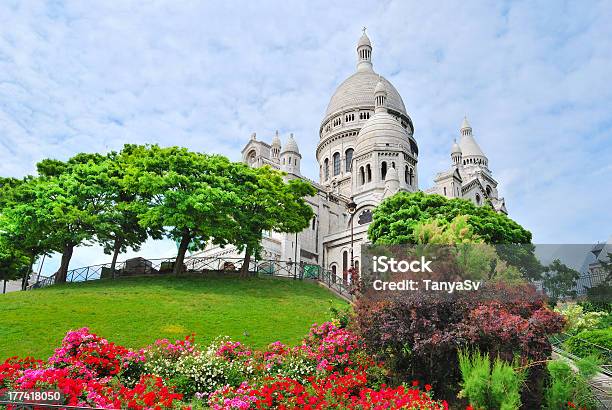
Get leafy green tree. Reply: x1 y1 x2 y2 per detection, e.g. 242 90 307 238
369 192 532 244
0 178 53 289
226 164 316 276
0 234 31 293
6 156 112 283
542 259 581 304
94 148 161 275
368 192 541 279
124 145 240 274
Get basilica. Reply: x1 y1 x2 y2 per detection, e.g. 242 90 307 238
201 31 507 280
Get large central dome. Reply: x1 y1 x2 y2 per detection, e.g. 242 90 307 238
325 71 407 118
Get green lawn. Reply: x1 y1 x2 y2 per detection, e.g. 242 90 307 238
0 275 347 359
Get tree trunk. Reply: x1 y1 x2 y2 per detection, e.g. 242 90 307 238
55 244 74 284
21 254 36 291
240 245 253 278
2 279 6 294
173 234 191 275
110 238 122 279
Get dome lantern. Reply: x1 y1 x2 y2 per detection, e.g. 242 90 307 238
356 27 373 72
271 130 281 160
374 77 388 113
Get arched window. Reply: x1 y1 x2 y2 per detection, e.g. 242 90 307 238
405 165 409 183
444 187 447 196
409 168 414 185
381 161 387 180
354 260 359 274
486 185 492 196
359 166 365 185
366 164 372 182
333 152 341 176
391 161 395 169
324 158 329 180
345 148 354 172
331 265 337 283
475 194 481 205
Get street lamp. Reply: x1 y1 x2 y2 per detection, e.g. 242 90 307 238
346 198 357 269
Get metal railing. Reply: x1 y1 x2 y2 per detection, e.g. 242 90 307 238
28 256 355 300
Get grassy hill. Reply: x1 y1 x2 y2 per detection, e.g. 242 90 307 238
0 275 347 359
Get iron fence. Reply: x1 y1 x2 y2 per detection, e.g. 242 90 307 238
28 256 354 300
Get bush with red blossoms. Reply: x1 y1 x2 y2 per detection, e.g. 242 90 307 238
207 371 448 409
0 322 451 409
0 329 182 409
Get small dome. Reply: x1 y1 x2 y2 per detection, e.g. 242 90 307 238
271 131 281 146
386 166 399 181
325 71 406 118
357 32 371 48
459 134 485 158
282 133 299 154
374 78 387 94
355 111 410 153
451 140 461 154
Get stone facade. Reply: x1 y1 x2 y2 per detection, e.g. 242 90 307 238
198 31 508 280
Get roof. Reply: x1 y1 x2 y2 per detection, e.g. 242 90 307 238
459 134 486 158
357 32 371 48
325 70 407 118
282 134 299 154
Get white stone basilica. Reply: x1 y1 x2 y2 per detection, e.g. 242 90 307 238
201 31 507 280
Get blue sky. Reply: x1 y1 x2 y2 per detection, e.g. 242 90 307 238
0 1 611 272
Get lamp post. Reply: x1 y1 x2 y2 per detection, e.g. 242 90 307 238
346 198 357 269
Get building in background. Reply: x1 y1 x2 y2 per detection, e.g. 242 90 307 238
199 31 507 279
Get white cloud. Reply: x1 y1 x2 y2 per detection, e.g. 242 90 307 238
1 0 611 274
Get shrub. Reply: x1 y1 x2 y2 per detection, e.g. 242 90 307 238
458 350 525 410
351 282 565 402
544 360 596 410
563 328 612 359
555 303 607 335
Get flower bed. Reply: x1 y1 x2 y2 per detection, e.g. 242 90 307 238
0 322 448 409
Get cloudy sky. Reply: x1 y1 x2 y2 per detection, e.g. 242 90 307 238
0 1 611 272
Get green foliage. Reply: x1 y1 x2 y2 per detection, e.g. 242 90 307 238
541 259 581 304
554 302 607 335
367 192 542 280
223 164 315 273
544 360 596 410
563 328 612 358
368 191 532 245
0 235 31 284
458 350 525 410
574 355 602 379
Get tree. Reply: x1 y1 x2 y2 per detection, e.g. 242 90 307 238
94 148 160 275
541 259 580 304
0 177 53 289
369 192 532 244
225 164 316 276
0 233 31 293
367 191 541 280
124 145 240 274
9 156 111 283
